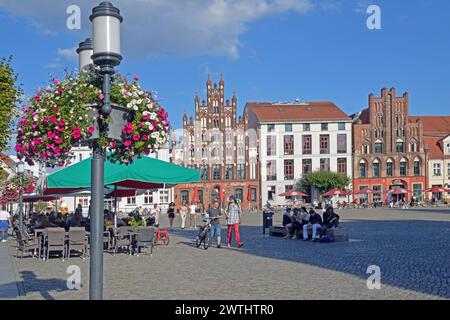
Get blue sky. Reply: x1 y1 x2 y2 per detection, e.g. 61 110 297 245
1 0 449 134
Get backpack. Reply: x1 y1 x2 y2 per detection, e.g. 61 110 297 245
319 236 335 243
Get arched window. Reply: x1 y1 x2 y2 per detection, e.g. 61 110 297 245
400 158 407 176
359 160 367 178
386 158 394 177
373 159 380 178
413 157 421 176
396 139 404 153
362 144 369 154
374 140 383 154
410 141 417 153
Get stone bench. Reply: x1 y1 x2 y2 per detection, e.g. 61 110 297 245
269 225 349 242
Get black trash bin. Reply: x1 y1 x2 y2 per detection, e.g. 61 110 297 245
263 211 274 234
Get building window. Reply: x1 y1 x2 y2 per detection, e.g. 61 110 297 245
321 123 328 131
266 160 277 181
237 164 245 180
159 190 169 204
284 159 294 180
302 135 312 155
213 165 221 180
303 123 310 132
362 144 369 154
386 160 393 177
410 142 417 153
200 165 209 181
400 160 407 176
285 123 293 132
433 163 441 176
284 135 294 155
143 191 153 204
127 197 136 205
267 124 275 132
238 146 244 157
373 185 382 203
180 190 189 204
234 189 243 202
359 161 367 178
320 135 329 154
320 158 330 172
375 142 383 154
337 134 347 154
414 160 420 176
337 158 347 174
373 161 380 178
267 186 276 200
213 106 219 114
413 184 423 201
198 190 204 204
251 188 257 202
447 143 450 154
396 141 404 153
448 163 450 176
338 123 346 131
225 165 233 180
78 197 89 207
302 159 312 175
267 136 276 156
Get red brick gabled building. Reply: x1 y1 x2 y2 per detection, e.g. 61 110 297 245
352 88 426 202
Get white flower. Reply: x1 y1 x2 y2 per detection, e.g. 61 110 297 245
127 103 132 109
133 106 138 111
151 132 159 139
143 111 150 116
33 115 39 121
149 113 157 120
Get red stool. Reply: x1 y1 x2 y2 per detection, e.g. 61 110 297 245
157 229 169 245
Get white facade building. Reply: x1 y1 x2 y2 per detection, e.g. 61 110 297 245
61 146 174 215
246 101 353 206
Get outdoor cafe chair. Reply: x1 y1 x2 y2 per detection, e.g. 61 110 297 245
67 227 87 259
43 228 66 261
111 226 133 255
16 229 40 259
133 227 155 257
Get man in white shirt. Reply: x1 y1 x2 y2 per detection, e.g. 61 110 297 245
189 202 197 230
0 205 11 242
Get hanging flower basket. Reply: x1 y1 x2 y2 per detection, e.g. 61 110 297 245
15 67 170 167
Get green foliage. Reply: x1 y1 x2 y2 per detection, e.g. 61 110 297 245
0 168 7 184
300 171 350 195
35 201 49 213
0 56 22 152
129 216 145 228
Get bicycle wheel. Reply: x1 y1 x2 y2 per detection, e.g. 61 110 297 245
195 235 202 248
204 229 211 250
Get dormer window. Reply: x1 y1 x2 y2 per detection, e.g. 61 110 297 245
447 143 450 154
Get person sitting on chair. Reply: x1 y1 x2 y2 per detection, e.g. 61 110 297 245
323 206 340 229
282 207 293 238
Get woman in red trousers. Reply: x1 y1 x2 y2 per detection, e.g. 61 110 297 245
225 196 244 248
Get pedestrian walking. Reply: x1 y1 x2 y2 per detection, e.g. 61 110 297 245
167 202 175 230
180 201 188 229
225 196 244 248
0 205 11 243
206 199 223 248
189 202 197 229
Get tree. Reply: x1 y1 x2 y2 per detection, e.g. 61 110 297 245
298 171 351 196
0 56 22 152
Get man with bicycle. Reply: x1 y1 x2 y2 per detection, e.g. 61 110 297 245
207 199 223 248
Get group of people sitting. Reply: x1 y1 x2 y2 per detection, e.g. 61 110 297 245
282 206 340 242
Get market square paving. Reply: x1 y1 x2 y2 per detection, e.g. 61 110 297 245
3 208 450 300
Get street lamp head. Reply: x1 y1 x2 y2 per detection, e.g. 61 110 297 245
90 2 123 74
17 161 25 175
77 38 93 71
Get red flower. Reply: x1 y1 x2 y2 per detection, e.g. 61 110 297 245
50 116 57 123
124 140 132 147
133 135 140 141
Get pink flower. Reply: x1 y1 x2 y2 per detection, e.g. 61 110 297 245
133 135 140 141
15 144 24 152
87 127 95 134
50 116 57 123
55 88 62 95
34 96 41 102
142 135 148 141
99 93 105 100
110 142 117 149
53 79 61 85
80 93 85 99
59 120 65 127
124 140 132 147
54 137 63 145
47 132 56 139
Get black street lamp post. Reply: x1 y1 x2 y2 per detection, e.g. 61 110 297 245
87 1 123 300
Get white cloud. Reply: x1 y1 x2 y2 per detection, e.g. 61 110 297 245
0 0 314 58
57 47 78 61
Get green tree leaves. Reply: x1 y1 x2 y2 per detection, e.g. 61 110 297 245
0 56 22 152
300 171 350 195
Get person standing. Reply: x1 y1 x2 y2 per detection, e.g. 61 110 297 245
151 204 160 226
225 196 244 248
0 205 11 243
179 201 188 230
189 202 197 230
206 199 223 248
167 202 175 230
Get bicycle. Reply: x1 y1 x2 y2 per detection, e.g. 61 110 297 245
195 216 212 250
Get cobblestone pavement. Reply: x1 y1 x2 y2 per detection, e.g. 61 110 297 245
7 208 450 300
